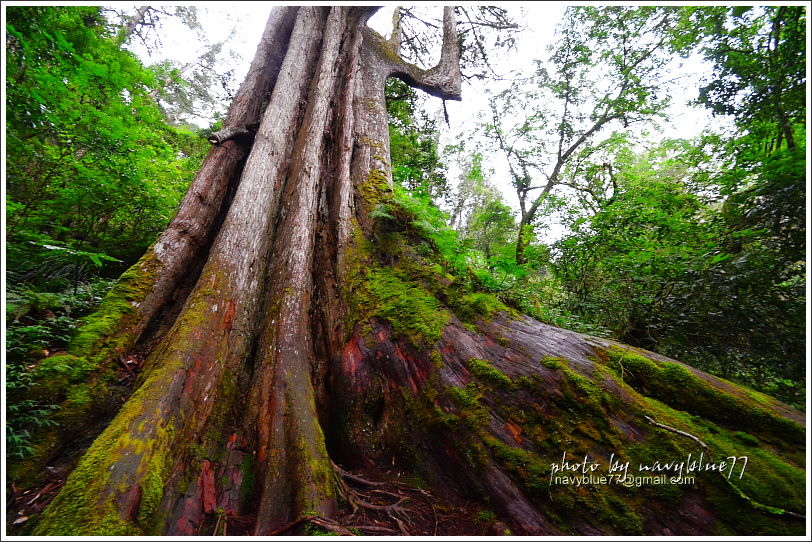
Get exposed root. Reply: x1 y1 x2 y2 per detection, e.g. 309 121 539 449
329 462 472 535
395 516 410 535
264 515 353 536
334 463 410 519
332 461 385 487
351 495 409 516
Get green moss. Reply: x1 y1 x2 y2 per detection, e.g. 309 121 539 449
400 380 459 432
33 354 96 382
135 423 174 527
467 358 513 388
430 350 444 369
69 253 159 360
514 375 536 388
620 387 805 534
451 292 511 322
541 356 565 370
448 383 489 428
358 168 392 213
732 431 760 447
559 366 612 414
350 264 450 344
484 437 550 495
34 349 185 535
303 524 341 536
601 346 804 445
597 348 805 522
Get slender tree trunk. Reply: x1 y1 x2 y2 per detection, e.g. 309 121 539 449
118 6 153 43
31 6 805 537
515 216 532 265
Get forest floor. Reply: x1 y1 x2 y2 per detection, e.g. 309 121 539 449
8 462 506 537
324 463 512 536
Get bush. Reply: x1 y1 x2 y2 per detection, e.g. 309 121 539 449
5 278 114 458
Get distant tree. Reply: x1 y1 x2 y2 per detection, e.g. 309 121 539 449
483 6 694 263
106 5 240 125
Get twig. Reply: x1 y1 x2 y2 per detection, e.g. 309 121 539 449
264 515 317 536
309 516 356 536
395 517 410 535
644 415 708 450
350 494 409 515
117 354 137 378
645 414 805 521
345 524 399 534
371 488 406 499
264 515 355 536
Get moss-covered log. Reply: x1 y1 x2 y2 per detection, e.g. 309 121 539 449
23 6 805 537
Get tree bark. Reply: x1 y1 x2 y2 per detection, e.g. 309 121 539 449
5 6 301 489
70 6 299 360
31 6 805 537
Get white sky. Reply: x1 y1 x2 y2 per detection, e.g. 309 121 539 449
28 2 739 241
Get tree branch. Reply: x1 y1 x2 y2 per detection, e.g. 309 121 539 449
377 7 462 101
208 124 252 145
459 7 500 80
388 7 403 51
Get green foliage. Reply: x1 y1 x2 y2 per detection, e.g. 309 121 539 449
550 130 805 405
387 183 474 278
5 6 208 265
553 141 717 337
4 7 210 463
390 6 805 408
6 401 60 459
474 510 497 525
386 78 450 201
692 7 805 149
5 279 115 459
479 6 693 263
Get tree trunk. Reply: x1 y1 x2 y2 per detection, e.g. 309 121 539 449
30 7 805 537
515 216 532 265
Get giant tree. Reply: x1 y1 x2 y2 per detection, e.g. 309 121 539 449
23 7 805 536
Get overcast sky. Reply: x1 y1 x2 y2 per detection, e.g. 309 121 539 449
126 3 727 241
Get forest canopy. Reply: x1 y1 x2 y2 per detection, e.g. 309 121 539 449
4 4 807 537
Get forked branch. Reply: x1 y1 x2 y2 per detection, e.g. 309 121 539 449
376 6 462 101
